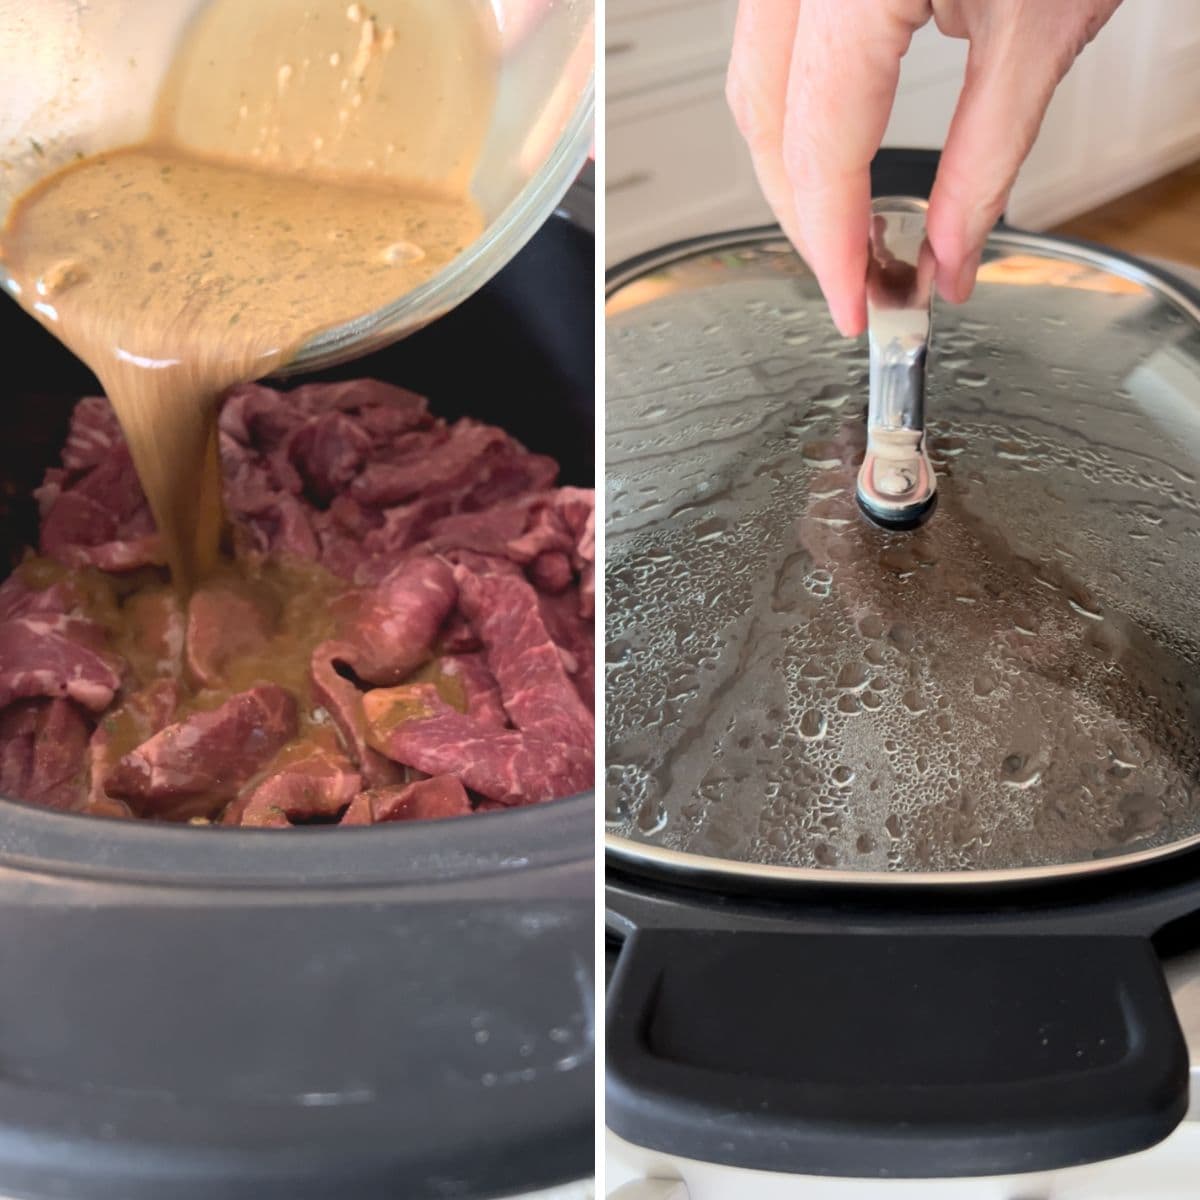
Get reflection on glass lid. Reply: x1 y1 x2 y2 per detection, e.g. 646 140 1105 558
605 234 1200 877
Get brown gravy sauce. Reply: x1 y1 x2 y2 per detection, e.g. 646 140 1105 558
2 0 496 588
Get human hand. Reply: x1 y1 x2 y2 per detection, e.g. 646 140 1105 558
726 0 1122 337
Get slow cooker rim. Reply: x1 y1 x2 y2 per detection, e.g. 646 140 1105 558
604 824 1200 892
605 224 1200 892
605 221 1200 320
0 788 594 888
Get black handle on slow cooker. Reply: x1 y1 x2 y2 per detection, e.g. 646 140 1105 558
869 147 1011 227
606 928 1189 1178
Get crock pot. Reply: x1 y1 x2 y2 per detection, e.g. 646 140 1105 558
0 181 594 1200
604 148 1200 1187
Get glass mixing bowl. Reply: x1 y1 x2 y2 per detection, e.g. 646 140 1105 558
0 0 594 371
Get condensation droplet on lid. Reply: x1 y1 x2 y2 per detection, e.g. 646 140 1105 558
799 709 828 740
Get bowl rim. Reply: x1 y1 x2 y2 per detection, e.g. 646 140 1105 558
287 69 596 373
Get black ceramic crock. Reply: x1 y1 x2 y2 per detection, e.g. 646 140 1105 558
605 149 1200 1181
0 186 595 1200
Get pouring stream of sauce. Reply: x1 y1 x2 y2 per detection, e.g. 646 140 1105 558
1 0 496 589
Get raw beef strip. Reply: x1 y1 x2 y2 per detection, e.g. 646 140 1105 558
329 494 382 538
439 548 523 579
256 501 319 562
358 497 451 565
219 384 307 450
231 494 320 563
505 501 574 564
341 775 471 825
0 698 92 811
61 396 121 472
453 561 592 748
37 449 163 571
579 563 595 621
227 736 362 827
415 494 546 558
105 685 298 820
87 679 182 810
360 683 452 747
552 487 595 617
555 487 595 564
440 613 481 654
220 433 320 561
185 583 274 687
122 590 186 680
286 411 372 503
285 379 432 430
334 556 456 685
383 712 593 806
538 588 595 712
310 643 404 788
529 551 573 594
0 614 122 712
440 654 509 728
351 419 557 509
0 574 76 621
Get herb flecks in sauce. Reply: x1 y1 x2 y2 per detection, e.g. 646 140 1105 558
2 0 497 589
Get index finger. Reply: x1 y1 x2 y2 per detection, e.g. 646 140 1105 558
782 0 927 337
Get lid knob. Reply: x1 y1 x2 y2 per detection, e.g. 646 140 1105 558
856 197 938 530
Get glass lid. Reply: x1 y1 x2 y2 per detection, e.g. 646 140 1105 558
605 225 1200 885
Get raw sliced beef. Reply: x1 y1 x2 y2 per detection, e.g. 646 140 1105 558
287 412 373 504
283 379 432 431
0 574 77 622
0 698 92 811
37 434 163 571
105 685 298 820
6 379 594 823
440 612 481 654
310 642 405 788
186 582 275 687
87 678 182 811
360 682 456 747
418 494 546 558
440 653 509 728
529 551 574 594
351 419 557 509
579 563 595 621
538 588 595 712
453 561 592 748
333 556 456 685
0 614 122 712
381 711 593 806
60 396 122 472
505 500 575 564
122 590 186 681
227 736 361 827
341 775 471 825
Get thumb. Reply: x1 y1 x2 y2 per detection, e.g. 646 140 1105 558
926 18 1074 304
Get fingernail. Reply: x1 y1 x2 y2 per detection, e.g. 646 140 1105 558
830 297 866 339
954 249 983 303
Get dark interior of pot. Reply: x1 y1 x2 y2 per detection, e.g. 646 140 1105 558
0 214 595 1200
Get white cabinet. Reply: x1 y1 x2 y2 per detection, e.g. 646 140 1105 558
1008 0 1200 228
605 0 1200 264
605 0 769 265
